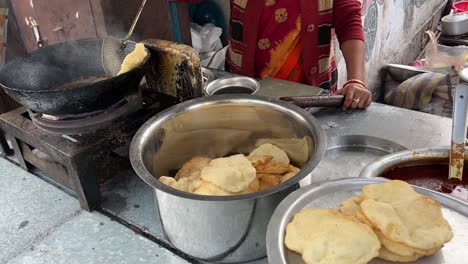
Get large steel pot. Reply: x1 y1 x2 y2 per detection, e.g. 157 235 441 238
130 95 326 263
360 146 467 178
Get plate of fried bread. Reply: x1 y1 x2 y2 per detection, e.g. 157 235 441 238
266 178 468 264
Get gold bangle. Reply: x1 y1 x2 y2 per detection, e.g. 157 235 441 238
343 82 366 90
344 79 367 89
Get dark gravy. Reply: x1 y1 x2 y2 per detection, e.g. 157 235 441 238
382 163 468 200
212 86 254 95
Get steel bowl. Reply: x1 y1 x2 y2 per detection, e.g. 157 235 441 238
359 146 468 178
130 95 326 263
203 76 260 96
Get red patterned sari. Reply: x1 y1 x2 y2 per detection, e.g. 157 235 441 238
227 0 363 92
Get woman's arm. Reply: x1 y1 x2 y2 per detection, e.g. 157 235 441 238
333 0 372 109
341 40 365 82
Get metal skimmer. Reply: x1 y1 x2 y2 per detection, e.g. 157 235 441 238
101 0 148 77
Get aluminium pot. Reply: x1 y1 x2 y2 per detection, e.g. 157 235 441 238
130 95 326 263
359 146 468 178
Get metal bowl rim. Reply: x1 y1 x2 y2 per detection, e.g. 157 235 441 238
130 94 327 201
359 146 462 178
204 77 260 96
326 134 407 152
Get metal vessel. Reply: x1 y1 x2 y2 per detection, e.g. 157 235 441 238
385 63 429 82
360 146 468 179
441 12 468 36
300 135 407 186
130 95 327 262
203 77 260 96
266 178 468 264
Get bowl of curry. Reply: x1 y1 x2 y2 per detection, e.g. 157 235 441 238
360 147 468 201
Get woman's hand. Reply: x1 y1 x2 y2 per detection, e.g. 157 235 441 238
334 84 372 109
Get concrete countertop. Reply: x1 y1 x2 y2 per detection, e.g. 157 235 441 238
312 102 451 149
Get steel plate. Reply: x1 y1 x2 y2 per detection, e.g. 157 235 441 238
300 135 407 186
267 178 468 264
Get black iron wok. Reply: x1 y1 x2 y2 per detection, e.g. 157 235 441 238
0 38 148 116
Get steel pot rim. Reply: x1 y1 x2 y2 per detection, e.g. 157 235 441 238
130 94 327 201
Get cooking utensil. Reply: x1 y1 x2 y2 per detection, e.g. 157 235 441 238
266 177 468 264
300 135 406 186
102 0 147 77
28 17 46 48
360 146 468 201
386 63 429 82
130 95 327 263
360 147 465 178
280 95 344 108
203 76 260 96
441 12 468 36
0 38 148 116
450 68 468 181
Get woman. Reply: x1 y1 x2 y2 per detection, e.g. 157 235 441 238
226 0 371 109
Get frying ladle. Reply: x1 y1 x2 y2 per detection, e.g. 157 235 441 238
449 68 468 181
101 0 148 77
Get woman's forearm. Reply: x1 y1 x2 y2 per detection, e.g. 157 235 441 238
340 40 366 83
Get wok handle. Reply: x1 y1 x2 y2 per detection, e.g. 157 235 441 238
280 95 345 108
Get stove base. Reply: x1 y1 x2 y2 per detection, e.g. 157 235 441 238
29 93 143 135
0 93 176 211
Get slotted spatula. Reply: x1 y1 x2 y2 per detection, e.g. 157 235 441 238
101 0 148 77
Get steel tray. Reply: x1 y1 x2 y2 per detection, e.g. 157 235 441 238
300 135 407 186
267 178 468 264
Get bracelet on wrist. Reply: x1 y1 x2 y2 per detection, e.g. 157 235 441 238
344 79 367 90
